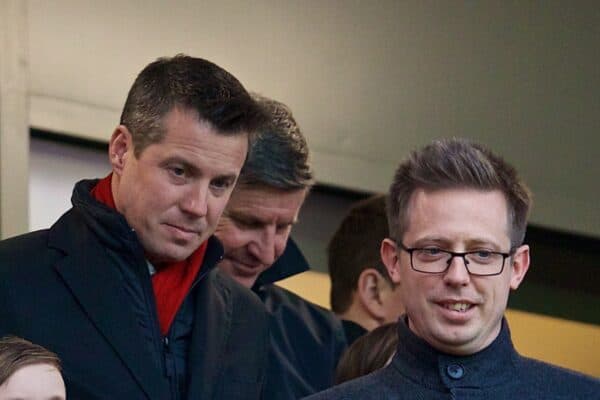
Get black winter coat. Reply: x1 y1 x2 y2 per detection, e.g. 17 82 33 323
253 240 348 400
304 317 599 399
0 179 269 400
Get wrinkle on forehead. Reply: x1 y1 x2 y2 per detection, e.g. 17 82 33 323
226 186 307 224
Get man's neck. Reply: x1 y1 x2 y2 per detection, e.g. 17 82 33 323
337 303 379 332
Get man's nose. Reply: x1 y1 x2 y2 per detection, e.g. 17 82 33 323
180 182 208 217
250 226 278 267
443 255 471 286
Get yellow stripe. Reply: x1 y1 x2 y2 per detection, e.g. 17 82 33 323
277 271 600 377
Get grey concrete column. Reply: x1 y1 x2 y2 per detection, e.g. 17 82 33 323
0 0 29 238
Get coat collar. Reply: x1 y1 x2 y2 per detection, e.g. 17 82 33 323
49 208 170 399
252 238 309 289
391 316 519 391
68 179 140 253
342 319 369 346
48 179 226 399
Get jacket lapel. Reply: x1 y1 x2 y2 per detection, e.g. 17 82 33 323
253 238 309 287
52 227 169 399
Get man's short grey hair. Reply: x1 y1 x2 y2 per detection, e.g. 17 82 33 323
387 138 532 248
237 94 314 190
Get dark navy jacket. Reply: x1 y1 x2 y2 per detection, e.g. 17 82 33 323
0 179 269 400
253 240 348 400
341 319 368 347
305 317 599 399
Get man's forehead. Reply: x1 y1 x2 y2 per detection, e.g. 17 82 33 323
227 186 307 219
232 184 307 201
162 106 250 140
402 187 511 243
406 187 508 212
139 111 249 170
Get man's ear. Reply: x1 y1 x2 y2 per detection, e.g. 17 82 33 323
109 125 133 175
381 238 401 284
356 268 387 320
509 244 530 290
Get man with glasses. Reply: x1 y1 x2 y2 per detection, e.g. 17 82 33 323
306 138 598 399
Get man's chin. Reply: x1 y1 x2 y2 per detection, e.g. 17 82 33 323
146 243 203 266
219 260 260 288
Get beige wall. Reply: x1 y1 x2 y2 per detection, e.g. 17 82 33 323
25 0 600 237
278 271 600 377
0 0 29 238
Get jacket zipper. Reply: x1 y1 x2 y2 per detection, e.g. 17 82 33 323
134 238 223 400
163 336 178 400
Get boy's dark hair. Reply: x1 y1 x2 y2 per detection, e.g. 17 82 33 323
328 194 393 314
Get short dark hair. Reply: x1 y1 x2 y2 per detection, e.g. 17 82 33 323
0 336 62 385
335 322 398 384
328 194 393 314
120 54 265 157
388 138 532 247
236 94 314 190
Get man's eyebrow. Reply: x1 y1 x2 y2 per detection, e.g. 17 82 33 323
161 157 238 181
412 237 504 250
161 156 198 172
212 172 238 182
228 210 264 224
411 237 448 246
465 239 505 250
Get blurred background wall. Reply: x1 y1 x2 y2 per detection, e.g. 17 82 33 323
21 0 600 237
1 0 598 376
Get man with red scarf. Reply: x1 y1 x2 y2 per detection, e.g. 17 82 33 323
0 55 269 399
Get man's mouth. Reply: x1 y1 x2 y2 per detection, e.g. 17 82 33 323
442 302 473 313
225 258 264 276
232 258 261 270
164 223 202 239
178 225 200 233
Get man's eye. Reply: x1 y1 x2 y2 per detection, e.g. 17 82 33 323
210 178 232 191
469 250 493 261
466 250 500 265
422 248 442 256
234 218 260 229
415 247 445 261
169 166 185 177
276 224 291 233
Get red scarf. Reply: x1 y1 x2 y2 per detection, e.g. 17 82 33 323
92 174 206 336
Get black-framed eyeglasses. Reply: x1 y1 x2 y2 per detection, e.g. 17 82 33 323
397 242 514 276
